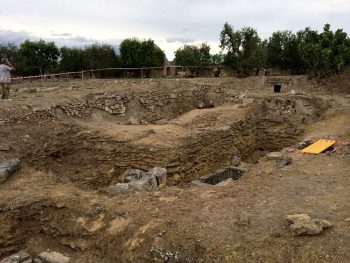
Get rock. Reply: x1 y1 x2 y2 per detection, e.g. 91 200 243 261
70 85 79 90
37 251 70 263
276 156 292 168
129 116 140 125
0 143 10 151
104 183 133 195
169 94 177 99
290 89 296 95
197 101 214 109
172 174 182 183
27 87 37 93
108 98 116 107
266 152 284 160
345 218 350 222
0 159 21 183
147 167 167 187
238 94 246 100
242 98 254 107
107 167 167 194
230 155 241 166
286 214 332 236
0 250 31 263
129 175 158 191
155 118 168 125
140 120 149 125
123 169 146 183
119 106 126 114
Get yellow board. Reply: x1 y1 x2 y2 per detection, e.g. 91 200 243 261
301 139 336 154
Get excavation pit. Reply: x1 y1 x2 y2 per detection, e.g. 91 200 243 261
191 167 245 186
0 77 345 263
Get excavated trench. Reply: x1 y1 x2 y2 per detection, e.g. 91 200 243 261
20 95 328 186
0 91 329 260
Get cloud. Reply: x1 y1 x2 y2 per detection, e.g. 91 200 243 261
0 29 120 49
51 32 72 37
0 0 349 60
166 37 196 44
0 29 34 44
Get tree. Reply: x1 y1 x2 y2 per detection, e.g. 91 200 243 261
220 23 265 76
0 42 23 75
60 47 85 73
119 38 165 77
211 53 224 77
298 24 350 78
82 44 120 77
267 31 304 74
219 23 241 73
0 42 19 62
174 43 211 76
20 40 60 75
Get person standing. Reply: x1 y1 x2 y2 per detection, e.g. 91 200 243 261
0 58 16 100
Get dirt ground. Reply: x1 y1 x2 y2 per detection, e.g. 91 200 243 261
0 75 349 262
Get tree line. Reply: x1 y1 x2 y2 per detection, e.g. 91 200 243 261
1 23 349 79
175 23 350 78
0 38 165 77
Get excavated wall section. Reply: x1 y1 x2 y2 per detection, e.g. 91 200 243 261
7 97 326 187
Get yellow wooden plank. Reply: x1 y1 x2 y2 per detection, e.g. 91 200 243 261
301 139 336 154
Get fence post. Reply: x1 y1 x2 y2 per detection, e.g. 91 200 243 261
81 70 84 82
40 68 43 82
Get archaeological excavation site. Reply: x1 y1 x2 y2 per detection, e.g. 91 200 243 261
0 75 349 262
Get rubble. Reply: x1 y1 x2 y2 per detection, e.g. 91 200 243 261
197 101 214 109
242 98 255 107
123 169 146 183
276 156 292 168
230 155 241 166
286 214 332 236
128 174 158 190
266 152 284 160
104 183 134 195
36 251 70 263
105 167 167 195
150 247 184 263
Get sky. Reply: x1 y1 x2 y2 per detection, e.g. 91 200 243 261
0 0 349 59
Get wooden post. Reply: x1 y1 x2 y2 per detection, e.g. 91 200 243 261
81 70 84 82
40 68 43 82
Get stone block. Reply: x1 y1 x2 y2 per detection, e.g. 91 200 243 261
287 214 332 236
147 167 167 187
0 250 31 263
37 251 70 263
0 159 21 183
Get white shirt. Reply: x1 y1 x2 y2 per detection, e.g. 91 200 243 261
0 64 13 83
